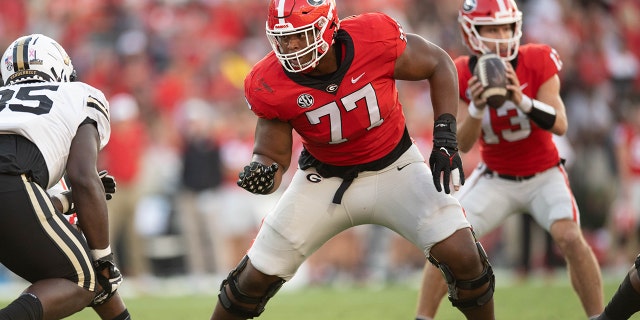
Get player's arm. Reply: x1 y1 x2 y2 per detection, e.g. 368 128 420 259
456 98 483 153
393 33 459 119
237 117 293 195
66 122 110 252
395 33 464 193
51 171 115 214
534 74 568 135
505 64 568 135
68 122 124 307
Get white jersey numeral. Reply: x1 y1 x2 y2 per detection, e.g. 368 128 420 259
481 102 532 144
305 83 383 144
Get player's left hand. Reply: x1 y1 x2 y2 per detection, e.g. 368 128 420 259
89 253 123 307
98 170 116 200
429 114 465 194
504 62 523 104
430 145 464 193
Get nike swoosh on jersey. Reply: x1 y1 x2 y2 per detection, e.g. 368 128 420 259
397 163 411 171
351 72 365 84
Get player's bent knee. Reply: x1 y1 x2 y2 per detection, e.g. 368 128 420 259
218 255 285 318
428 241 495 311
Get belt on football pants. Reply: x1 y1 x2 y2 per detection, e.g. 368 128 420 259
298 127 412 204
483 160 564 182
483 169 536 181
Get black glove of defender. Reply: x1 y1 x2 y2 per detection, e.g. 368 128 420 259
98 170 116 200
89 253 123 306
429 113 465 194
237 161 279 194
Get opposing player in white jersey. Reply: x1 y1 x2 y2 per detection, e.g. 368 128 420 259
415 1 603 319
0 34 128 320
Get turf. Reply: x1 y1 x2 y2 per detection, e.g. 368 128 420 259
58 277 639 320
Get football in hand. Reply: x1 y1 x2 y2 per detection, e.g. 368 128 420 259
474 53 508 109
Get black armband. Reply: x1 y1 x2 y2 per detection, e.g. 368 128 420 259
519 96 556 130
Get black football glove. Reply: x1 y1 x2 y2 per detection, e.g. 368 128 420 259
98 170 116 200
89 253 123 307
237 162 279 194
429 113 465 194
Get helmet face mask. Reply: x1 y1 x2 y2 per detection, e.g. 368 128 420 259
459 0 523 61
1 34 76 85
266 0 338 73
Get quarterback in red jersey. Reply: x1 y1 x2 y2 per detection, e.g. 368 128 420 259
210 0 496 319
416 1 604 319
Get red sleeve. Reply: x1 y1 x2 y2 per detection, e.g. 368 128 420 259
341 13 407 77
243 53 281 120
520 44 562 88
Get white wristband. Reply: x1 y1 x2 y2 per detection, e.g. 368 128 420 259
519 95 533 113
91 245 112 260
467 102 485 120
54 192 71 213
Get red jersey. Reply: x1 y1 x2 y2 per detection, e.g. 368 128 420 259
245 13 407 166
455 44 562 176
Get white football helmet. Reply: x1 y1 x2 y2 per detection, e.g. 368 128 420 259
265 0 339 73
1 34 76 85
459 0 523 61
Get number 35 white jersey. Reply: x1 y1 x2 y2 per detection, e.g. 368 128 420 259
0 82 110 189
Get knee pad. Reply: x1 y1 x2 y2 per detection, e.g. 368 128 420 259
428 241 495 311
218 256 285 318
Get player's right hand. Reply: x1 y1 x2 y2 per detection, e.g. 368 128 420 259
90 253 123 307
237 161 279 194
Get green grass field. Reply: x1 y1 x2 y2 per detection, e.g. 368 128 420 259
55 274 640 320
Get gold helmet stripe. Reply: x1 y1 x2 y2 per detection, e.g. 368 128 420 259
12 35 33 71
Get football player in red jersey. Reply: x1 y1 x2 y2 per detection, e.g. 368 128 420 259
209 0 496 319
415 1 604 319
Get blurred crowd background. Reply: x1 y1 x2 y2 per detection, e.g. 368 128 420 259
1 0 639 294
